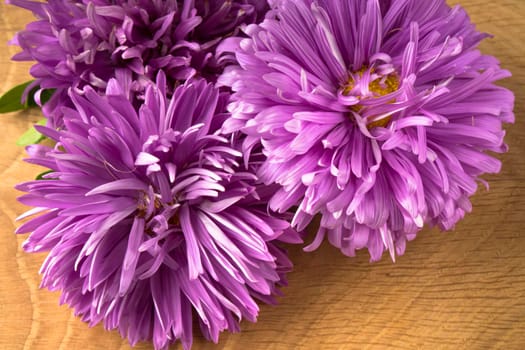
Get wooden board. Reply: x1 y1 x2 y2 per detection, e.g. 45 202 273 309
1 1 524 349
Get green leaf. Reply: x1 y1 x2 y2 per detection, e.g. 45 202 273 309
0 80 34 113
36 170 54 180
27 88 56 108
16 119 47 146
0 80 55 113
39 88 55 105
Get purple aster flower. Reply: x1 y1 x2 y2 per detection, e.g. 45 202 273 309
15 73 301 349
8 0 269 125
218 0 515 261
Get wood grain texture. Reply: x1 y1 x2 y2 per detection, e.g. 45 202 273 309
1 1 524 349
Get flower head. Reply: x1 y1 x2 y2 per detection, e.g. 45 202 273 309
16 74 301 349
8 0 269 125
219 0 514 261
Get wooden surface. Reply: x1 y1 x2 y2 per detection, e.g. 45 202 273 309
1 1 524 349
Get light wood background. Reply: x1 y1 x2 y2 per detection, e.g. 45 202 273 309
1 1 524 349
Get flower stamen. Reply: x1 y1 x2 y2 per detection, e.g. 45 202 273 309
342 67 399 129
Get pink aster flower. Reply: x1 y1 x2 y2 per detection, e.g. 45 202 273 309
16 73 301 349
219 0 515 261
7 0 269 125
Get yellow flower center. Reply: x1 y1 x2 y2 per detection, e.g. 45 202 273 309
343 67 399 129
